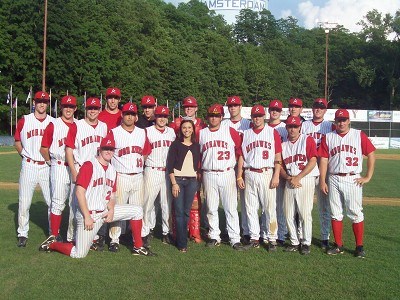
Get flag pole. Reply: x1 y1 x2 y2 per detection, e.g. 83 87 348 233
10 85 13 137
15 97 18 131
30 86 33 112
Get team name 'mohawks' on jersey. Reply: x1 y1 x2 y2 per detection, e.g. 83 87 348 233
242 126 276 169
145 126 176 168
282 134 319 177
111 126 147 173
324 128 363 174
301 120 334 147
199 126 237 170
20 113 54 161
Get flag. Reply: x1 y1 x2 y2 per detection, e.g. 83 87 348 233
6 93 10 104
174 102 180 109
26 89 31 104
12 97 18 108
7 85 12 104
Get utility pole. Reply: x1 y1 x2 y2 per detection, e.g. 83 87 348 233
42 0 48 91
318 21 338 101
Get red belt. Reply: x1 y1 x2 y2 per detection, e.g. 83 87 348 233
206 168 231 172
150 167 166 171
334 172 356 177
56 160 69 166
26 158 46 165
89 210 104 214
247 167 271 173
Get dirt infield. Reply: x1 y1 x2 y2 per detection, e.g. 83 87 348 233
0 181 399 206
375 154 400 160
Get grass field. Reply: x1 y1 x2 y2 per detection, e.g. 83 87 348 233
0 148 399 299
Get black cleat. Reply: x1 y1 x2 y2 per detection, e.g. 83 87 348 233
301 244 311 255
39 235 56 252
321 239 329 251
268 242 278 252
232 242 248 251
241 235 251 245
17 237 27 247
91 235 105 251
327 244 344 255
249 239 260 248
162 234 173 245
276 239 285 247
108 242 120 253
354 246 366 258
142 235 151 248
206 239 221 247
132 246 156 256
285 244 299 252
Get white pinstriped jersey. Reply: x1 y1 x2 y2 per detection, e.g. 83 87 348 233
242 126 276 169
111 126 146 173
20 113 54 161
268 122 287 141
145 126 176 168
199 126 237 170
324 128 363 174
48 118 77 161
282 134 319 177
69 119 107 166
79 159 116 211
222 118 251 134
301 120 334 147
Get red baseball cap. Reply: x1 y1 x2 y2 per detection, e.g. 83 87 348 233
34 91 50 101
61 95 77 106
286 116 302 126
106 87 121 98
227 96 242 105
251 105 266 117
269 100 283 110
141 95 156 107
85 97 101 108
100 133 116 149
182 96 198 107
289 98 303 107
122 103 138 114
313 98 328 108
335 109 350 119
207 104 224 116
154 106 169 116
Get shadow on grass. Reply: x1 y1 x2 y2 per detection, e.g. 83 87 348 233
8 200 49 237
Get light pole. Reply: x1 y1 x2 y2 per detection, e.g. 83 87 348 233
318 22 338 101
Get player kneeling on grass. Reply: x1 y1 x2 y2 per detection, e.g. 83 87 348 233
318 109 375 258
280 116 319 255
39 134 154 257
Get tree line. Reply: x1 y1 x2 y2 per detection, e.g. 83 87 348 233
0 0 399 133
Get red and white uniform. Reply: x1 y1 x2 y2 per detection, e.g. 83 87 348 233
199 126 242 245
98 110 122 130
301 119 335 241
319 129 375 223
268 122 288 241
142 126 176 237
108 127 151 243
41 118 76 228
241 126 282 242
282 134 318 246
52 159 143 258
65 119 108 241
15 113 54 238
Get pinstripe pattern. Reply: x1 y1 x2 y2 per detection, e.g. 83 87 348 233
275 181 287 240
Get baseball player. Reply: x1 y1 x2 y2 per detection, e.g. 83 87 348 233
319 109 376 258
98 87 122 130
170 96 206 243
222 96 251 244
39 134 154 257
288 98 306 122
136 95 157 129
142 106 176 246
301 98 335 249
280 116 319 255
14 91 54 247
199 104 246 251
237 105 282 251
39 95 77 246
267 99 288 245
107 103 151 252
65 97 108 243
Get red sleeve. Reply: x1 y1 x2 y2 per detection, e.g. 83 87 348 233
361 131 376 156
318 135 329 158
305 136 318 159
65 122 77 149
76 161 93 190
273 129 282 153
41 122 54 148
142 132 152 156
113 174 117 193
14 117 25 141
229 127 243 157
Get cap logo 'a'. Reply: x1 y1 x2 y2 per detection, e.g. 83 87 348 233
255 107 260 112
146 98 151 103
107 140 111 145
231 98 236 103
111 89 116 93
293 99 297 103
129 105 134 111
91 99 96 104
41 93 46 98
291 118 296 123
339 111 343 116
162 108 166 113
274 102 278 106
187 99 192 103
67 97 71 103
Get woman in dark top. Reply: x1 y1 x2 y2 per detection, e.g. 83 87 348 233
166 119 201 252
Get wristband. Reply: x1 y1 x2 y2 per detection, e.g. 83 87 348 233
46 160 51 166
236 177 243 181
274 160 282 165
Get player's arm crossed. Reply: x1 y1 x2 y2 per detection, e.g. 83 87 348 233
271 152 282 189
236 155 245 189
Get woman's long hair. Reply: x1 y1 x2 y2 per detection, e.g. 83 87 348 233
178 119 196 144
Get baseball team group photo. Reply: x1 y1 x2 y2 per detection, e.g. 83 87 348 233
1 0 400 298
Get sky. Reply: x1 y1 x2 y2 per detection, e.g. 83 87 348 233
165 0 400 33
